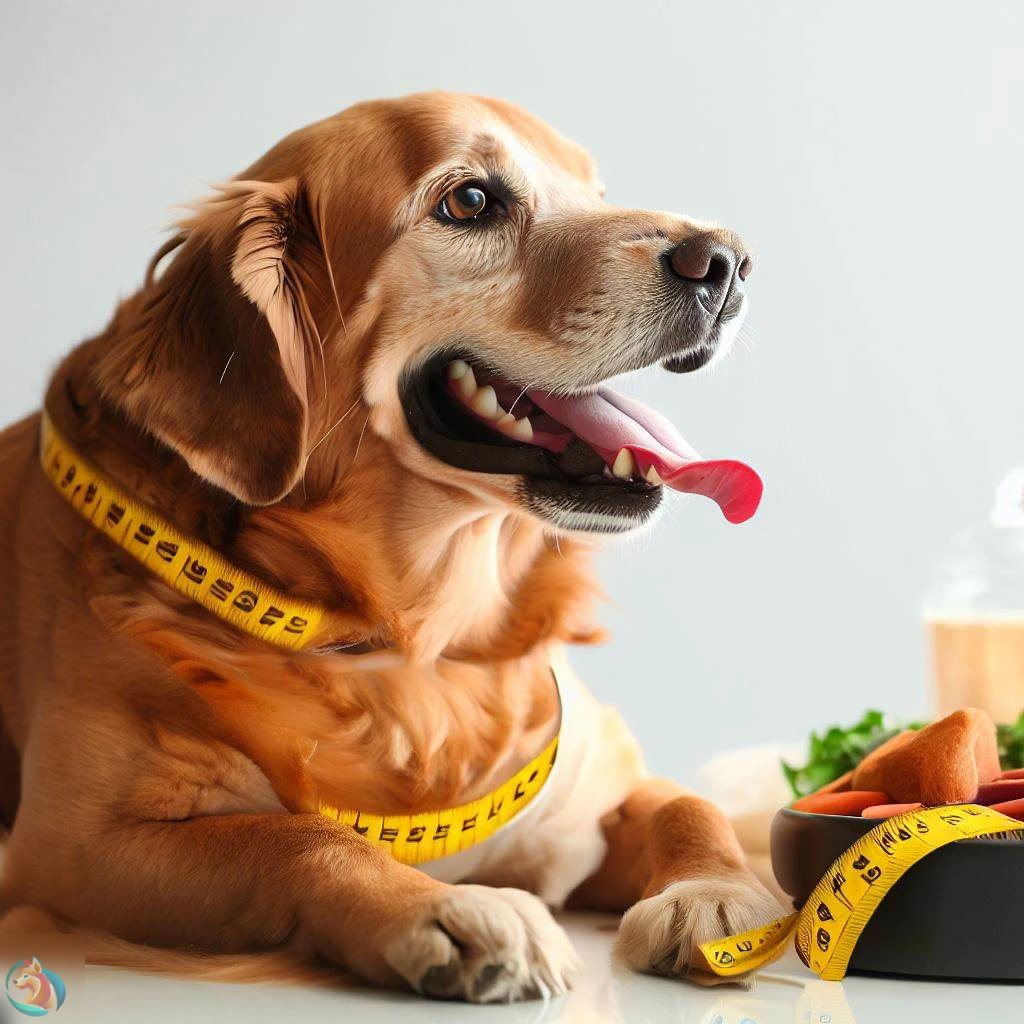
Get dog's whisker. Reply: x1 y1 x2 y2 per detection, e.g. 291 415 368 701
217 351 235 385
348 412 370 473
304 398 361 465
310 317 328 405
508 383 535 416
316 196 348 341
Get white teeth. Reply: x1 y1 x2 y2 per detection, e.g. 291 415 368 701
612 448 636 480
645 465 663 485
449 361 536 441
510 419 534 441
455 364 477 399
471 384 499 419
498 413 534 441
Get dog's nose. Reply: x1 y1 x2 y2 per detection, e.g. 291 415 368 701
666 230 752 305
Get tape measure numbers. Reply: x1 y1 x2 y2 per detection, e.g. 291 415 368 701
40 411 325 650
318 734 559 866
699 803 1024 981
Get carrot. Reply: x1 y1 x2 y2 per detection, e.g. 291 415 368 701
792 790 891 815
976 779 1024 805
988 797 1024 822
861 802 923 819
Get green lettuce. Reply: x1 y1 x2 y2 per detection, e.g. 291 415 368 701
997 711 1024 770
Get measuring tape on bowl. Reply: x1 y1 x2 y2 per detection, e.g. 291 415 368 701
699 803 1023 981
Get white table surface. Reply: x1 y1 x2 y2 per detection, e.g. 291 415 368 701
63 911 1020 1023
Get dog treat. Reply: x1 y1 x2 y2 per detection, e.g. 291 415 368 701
852 709 1000 805
861 802 924 819
855 728 917 766
791 790 891 815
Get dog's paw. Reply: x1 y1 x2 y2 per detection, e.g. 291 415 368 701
614 876 782 983
383 885 579 1002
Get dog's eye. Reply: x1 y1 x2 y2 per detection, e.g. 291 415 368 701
438 183 498 223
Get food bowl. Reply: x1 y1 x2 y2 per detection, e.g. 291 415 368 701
771 807 1024 980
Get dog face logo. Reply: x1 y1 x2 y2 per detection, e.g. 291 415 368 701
6 957 66 1016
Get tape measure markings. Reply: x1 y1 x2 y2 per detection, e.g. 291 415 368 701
700 803 1023 981
317 735 559 866
40 412 325 650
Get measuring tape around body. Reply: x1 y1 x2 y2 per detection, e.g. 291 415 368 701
699 803 1023 981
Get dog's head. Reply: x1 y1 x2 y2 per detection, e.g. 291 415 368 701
96 92 757 539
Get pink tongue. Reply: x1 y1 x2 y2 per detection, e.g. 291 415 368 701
526 386 763 524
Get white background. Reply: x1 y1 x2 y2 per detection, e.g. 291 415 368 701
3 1 1022 781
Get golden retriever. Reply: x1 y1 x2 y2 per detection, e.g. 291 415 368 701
0 91 779 1002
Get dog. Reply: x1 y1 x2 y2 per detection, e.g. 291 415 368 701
0 91 779 1002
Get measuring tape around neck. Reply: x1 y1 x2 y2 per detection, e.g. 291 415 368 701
39 410 326 650
699 802 1023 981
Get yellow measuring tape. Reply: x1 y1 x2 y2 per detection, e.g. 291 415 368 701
41 410 563 864
700 803 1024 981
39 410 325 650
319 735 559 866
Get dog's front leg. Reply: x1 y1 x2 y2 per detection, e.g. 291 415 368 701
567 779 782 980
14 813 576 1002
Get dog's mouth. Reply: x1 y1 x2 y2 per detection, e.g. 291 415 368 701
401 352 762 532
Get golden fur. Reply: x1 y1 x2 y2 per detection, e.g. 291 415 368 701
0 91 778 1001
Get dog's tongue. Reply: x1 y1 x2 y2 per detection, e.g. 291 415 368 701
526 385 763 524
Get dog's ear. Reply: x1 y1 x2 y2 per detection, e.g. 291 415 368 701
96 179 323 505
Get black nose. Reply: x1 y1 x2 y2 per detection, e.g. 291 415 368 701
666 230 752 306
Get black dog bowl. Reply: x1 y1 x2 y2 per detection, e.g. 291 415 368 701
771 807 1024 981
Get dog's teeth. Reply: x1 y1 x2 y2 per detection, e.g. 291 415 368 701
612 448 636 480
471 385 499 419
511 417 534 441
456 364 477 399
645 465 663 485
448 359 470 381
498 413 534 441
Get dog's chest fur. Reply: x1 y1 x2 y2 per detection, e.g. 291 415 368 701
172 642 561 812
192 652 645 904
